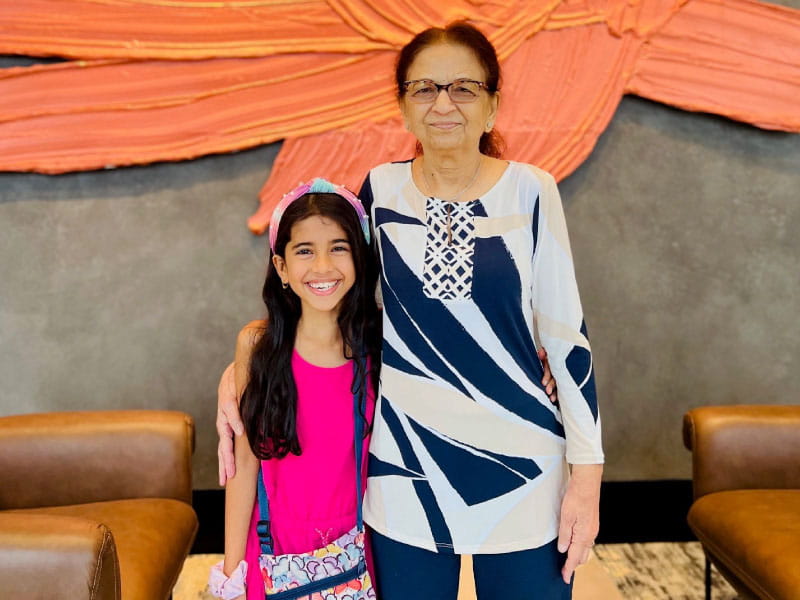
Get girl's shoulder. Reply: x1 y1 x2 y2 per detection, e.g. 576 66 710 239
235 319 268 366
237 319 267 349
234 320 268 393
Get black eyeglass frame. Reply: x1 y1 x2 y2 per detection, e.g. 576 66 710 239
401 78 491 103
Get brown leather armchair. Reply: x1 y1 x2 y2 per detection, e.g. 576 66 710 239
0 411 199 600
683 405 800 600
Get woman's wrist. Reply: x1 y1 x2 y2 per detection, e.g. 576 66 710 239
568 463 603 490
569 463 603 478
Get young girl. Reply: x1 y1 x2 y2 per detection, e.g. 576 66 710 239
208 178 380 600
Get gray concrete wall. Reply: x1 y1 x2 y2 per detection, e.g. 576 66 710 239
0 146 278 488
1 94 798 488
561 98 800 480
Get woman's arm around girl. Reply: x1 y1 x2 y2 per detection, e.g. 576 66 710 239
211 322 263 599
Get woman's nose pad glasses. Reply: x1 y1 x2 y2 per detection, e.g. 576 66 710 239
402 79 489 104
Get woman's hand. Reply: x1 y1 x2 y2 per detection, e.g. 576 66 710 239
538 348 558 404
557 463 602 584
217 362 243 486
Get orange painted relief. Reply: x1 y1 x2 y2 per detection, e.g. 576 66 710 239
0 0 797 233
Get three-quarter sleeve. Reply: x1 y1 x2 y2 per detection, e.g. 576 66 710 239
357 172 374 221
531 172 604 465
358 171 383 309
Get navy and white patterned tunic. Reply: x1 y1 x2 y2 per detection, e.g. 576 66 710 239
359 160 603 554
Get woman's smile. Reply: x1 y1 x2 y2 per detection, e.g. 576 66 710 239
429 120 461 130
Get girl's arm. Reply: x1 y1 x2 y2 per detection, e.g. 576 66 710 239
224 431 258 576
223 324 263 576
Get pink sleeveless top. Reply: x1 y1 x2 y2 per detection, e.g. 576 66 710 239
244 350 374 598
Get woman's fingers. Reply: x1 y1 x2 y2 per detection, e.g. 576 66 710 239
580 544 592 565
216 362 241 485
537 348 558 403
557 466 601 583
557 509 573 554
217 362 243 433
561 539 594 584
218 434 235 486
557 513 582 584
218 441 227 487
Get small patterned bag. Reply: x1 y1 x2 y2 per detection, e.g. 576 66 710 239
254 363 375 600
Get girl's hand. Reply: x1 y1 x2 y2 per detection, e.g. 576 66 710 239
537 348 558 404
208 559 248 599
217 362 243 486
557 463 602 584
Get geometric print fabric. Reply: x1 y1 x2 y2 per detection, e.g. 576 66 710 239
360 160 603 554
422 198 477 301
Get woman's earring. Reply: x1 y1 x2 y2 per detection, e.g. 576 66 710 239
486 121 493 132
282 281 288 290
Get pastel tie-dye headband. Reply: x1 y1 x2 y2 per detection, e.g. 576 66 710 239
269 178 371 252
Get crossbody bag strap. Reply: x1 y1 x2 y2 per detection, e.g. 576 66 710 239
353 357 365 531
255 357 367 553
256 464 273 554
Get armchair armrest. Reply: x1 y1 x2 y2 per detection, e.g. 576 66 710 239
683 405 800 499
0 411 194 509
0 512 120 599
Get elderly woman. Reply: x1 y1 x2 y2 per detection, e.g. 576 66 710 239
218 21 602 600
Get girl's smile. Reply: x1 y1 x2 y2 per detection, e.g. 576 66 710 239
305 279 341 295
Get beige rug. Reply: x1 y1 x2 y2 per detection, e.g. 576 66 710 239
174 550 622 600
175 542 739 599
593 542 737 600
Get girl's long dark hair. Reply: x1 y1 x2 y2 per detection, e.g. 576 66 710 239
240 193 381 460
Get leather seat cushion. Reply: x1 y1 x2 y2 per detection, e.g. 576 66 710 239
10 498 197 600
688 490 800 600
0 512 120 600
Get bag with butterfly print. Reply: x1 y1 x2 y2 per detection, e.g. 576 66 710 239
254 363 375 600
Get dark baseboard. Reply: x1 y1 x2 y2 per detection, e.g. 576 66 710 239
191 479 696 554
191 489 226 554
596 479 695 544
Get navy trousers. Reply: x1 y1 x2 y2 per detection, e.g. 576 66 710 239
370 529 573 600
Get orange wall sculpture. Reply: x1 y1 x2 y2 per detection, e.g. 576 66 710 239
0 0 798 233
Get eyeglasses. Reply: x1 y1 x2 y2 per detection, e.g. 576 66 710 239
402 79 489 104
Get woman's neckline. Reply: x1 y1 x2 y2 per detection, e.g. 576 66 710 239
292 348 352 370
408 158 513 203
